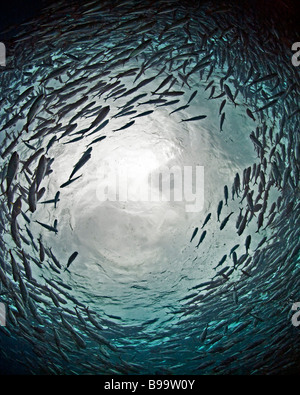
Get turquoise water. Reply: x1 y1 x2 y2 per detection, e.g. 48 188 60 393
0 0 299 375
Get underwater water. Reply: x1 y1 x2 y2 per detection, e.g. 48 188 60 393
0 0 299 375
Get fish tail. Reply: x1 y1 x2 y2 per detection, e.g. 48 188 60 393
22 124 28 133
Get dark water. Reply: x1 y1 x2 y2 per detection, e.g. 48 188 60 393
0 0 299 375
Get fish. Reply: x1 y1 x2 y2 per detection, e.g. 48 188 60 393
86 120 109 137
129 39 152 58
217 200 223 222
35 220 58 234
234 173 241 195
9 249 20 282
40 64 70 84
87 135 107 147
237 211 248 236
201 213 211 229
60 175 82 189
21 250 32 281
130 110 154 119
248 73 277 86
65 252 78 271
267 202 276 218
58 123 78 141
256 99 278 113
246 108 256 121
110 68 139 80
256 212 264 233
23 93 44 132
49 248 62 270
246 192 254 212
245 235 251 254
186 90 198 105
255 237 267 251
213 255 227 270
186 60 211 80
214 266 230 279
156 99 180 107
113 120 135 132
200 324 208 342
85 307 103 331
155 90 184 97
205 80 214 92
0 265 8 289
220 112 225 131
223 84 238 106
1 152 19 196
224 186 228 206
180 115 207 122
38 237 45 262
18 276 29 304
208 85 216 99
1 131 23 159
21 148 44 172
34 155 47 189
23 141 36 151
69 153 91 180
219 99 226 115
232 251 238 268
137 99 167 106
40 191 60 208
120 93 147 109
169 105 189 115
220 212 234 230
250 133 264 151
11 195 22 221
28 181 37 213
114 110 137 118
87 106 110 133
196 230 207 248
229 244 239 257
231 320 252 335
190 227 198 243
152 74 173 94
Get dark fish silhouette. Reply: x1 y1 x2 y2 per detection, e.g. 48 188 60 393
65 252 78 271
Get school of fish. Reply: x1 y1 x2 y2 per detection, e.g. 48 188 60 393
0 0 299 375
